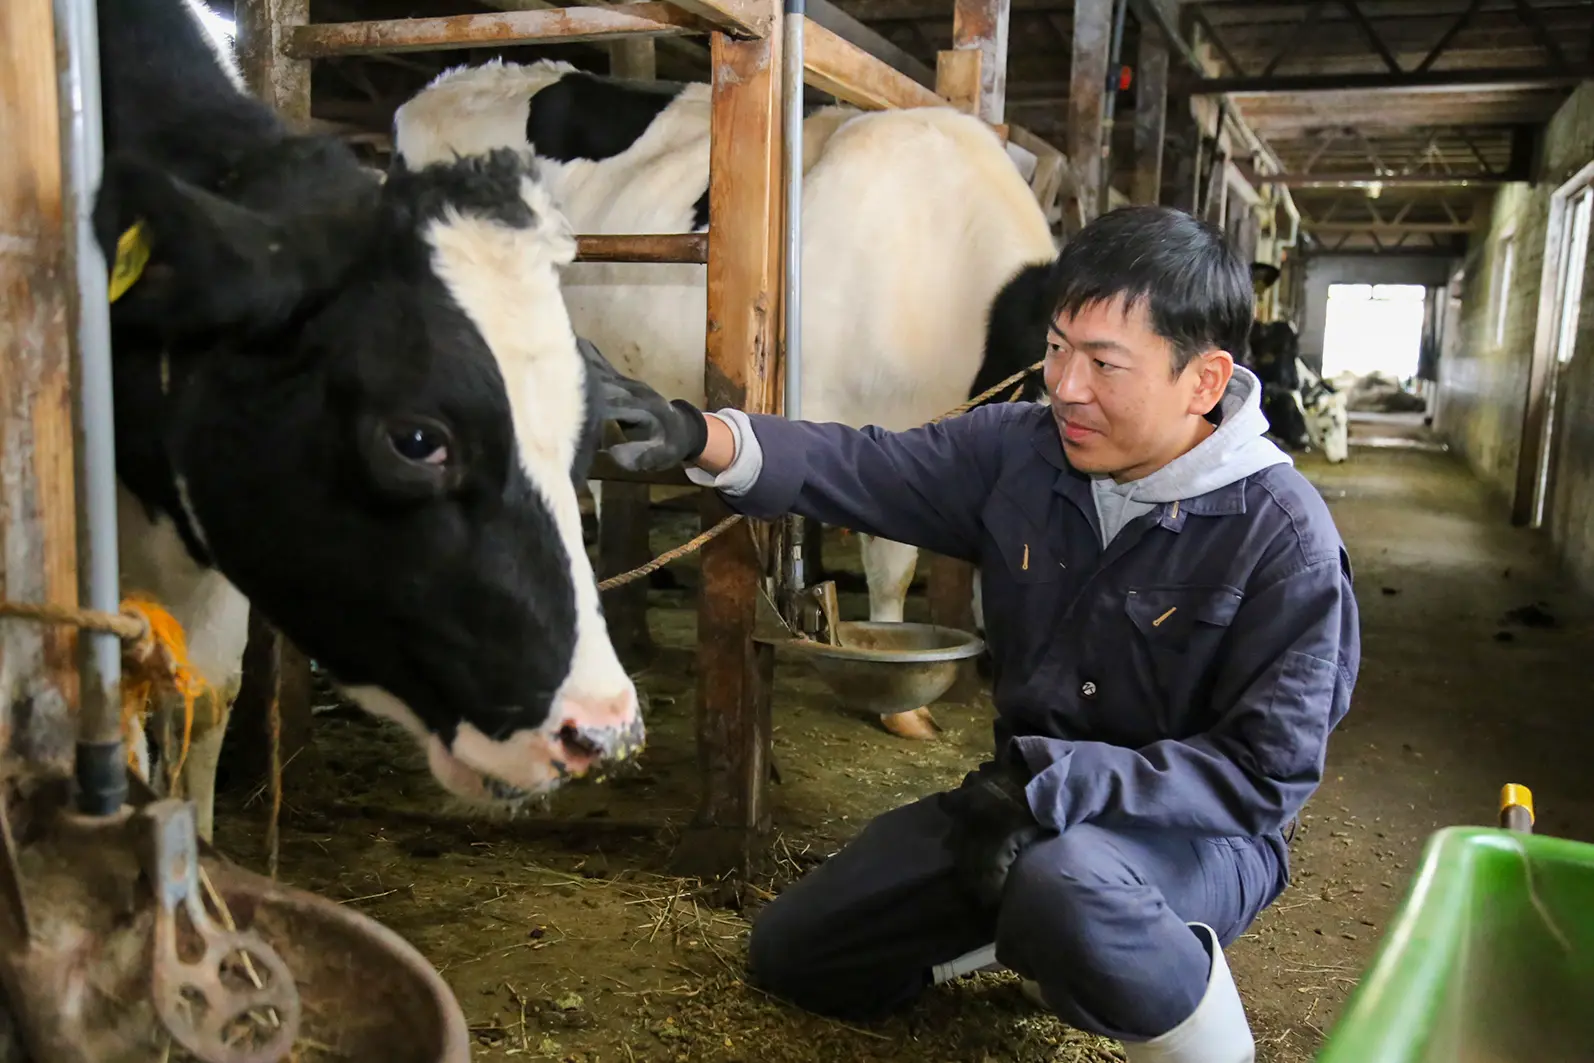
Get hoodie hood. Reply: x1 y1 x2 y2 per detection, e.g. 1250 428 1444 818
1090 366 1292 544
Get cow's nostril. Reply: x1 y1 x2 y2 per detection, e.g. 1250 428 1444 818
559 722 603 759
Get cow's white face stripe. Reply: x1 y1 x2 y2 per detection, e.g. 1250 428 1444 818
422 177 637 773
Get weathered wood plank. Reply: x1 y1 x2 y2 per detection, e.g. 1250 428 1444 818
230 613 318 791
664 0 774 39
1132 29 1169 204
575 233 708 263
0 0 80 767
807 0 936 88
803 20 946 111
952 0 1012 124
287 3 706 59
936 48 983 116
597 481 656 669
236 0 310 125
676 26 784 880
1070 0 1112 224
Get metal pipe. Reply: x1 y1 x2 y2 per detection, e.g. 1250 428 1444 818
1099 0 1130 210
54 0 128 816
782 0 807 600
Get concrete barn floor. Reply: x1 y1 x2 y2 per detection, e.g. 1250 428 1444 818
209 412 1594 1063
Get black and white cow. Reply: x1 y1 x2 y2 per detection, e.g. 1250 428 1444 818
1244 319 1347 463
98 0 646 837
390 60 1058 740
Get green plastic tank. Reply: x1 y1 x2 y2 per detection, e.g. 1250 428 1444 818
1316 823 1594 1062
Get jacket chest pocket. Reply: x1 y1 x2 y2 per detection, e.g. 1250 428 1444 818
979 489 1066 587
1123 585 1244 730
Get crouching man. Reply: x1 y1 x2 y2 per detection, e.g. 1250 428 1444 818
589 205 1361 1063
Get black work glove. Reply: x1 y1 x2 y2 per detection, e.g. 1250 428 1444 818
577 337 709 472
943 758 1047 910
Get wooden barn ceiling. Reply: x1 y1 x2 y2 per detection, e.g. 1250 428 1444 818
225 0 1594 256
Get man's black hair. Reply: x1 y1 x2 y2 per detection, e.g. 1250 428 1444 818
1047 204 1254 376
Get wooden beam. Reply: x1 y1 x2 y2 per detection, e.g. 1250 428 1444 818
1186 68 1589 95
1070 0 1112 223
1254 172 1511 187
663 0 774 39
806 0 936 88
0 0 79 766
936 49 983 115
677 26 784 880
951 0 1012 124
803 20 946 110
575 233 708 263
286 3 707 59
1132 27 1169 204
1304 221 1474 234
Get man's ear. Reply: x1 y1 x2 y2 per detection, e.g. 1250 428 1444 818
95 153 368 339
1187 350 1235 415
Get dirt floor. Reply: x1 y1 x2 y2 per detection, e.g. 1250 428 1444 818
208 411 1594 1063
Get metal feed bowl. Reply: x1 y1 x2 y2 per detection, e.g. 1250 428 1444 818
781 621 986 717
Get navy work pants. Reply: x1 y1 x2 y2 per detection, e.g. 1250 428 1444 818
746 791 1287 1040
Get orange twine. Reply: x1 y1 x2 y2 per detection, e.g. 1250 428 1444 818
119 592 215 792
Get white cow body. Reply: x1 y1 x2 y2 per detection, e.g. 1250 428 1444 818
395 62 1057 734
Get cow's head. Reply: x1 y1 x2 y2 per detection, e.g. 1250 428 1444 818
97 139 642 808
1305 386 1350 464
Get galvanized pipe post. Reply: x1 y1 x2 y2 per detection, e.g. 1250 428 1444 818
781 0 807 618
54 0 127 816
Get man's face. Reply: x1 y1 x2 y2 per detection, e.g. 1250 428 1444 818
1043 296 1234 482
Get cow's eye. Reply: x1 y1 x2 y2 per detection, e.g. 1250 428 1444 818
390 424 449 465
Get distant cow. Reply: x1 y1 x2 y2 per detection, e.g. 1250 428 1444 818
1299 362 1349 464
393 60 1057 740
1244 321 1348 464
99 0 647 837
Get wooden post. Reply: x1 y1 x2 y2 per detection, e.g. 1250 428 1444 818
230 0 316 787
935 49 983 116
1069 0 1112 225
675 23 784 882
229 611 317 789
0 0 80 769
598 480 656 669
951 0 1010 125
1132 28 1168 205
610 37 658 79
236 0 311 126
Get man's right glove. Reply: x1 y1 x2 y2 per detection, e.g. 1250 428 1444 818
941 757 1047 910
577 337 710 472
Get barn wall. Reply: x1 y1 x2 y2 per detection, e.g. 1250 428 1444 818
1437 81 1594 593
1297 254 1459 376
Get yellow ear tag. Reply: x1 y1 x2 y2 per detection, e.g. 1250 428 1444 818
108 220 151 304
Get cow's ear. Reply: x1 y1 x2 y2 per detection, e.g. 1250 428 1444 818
97 154 364 338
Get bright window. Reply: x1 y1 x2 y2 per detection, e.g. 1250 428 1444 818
1321 283 1427 380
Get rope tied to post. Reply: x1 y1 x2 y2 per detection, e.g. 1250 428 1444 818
0 595 216 789
594 357 1046 587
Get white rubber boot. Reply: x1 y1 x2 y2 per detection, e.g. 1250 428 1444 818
1122 923 1255 1063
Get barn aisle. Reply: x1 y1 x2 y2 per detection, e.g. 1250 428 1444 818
1226 413 1594 1059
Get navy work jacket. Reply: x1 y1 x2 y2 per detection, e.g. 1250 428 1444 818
719 401 1361 864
